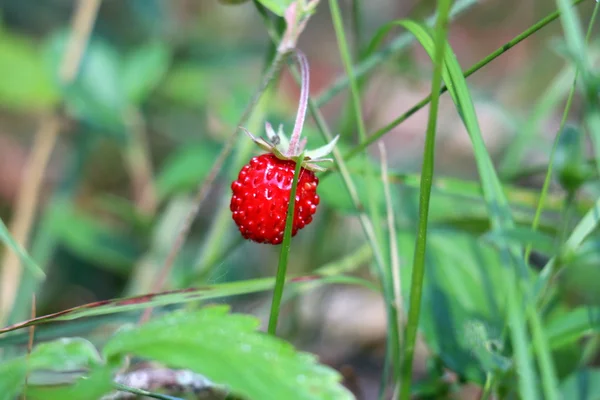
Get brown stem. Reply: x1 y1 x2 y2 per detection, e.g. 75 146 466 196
0 0 101 323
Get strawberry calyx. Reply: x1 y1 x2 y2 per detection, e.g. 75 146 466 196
240 123 338 173
239 48 338 173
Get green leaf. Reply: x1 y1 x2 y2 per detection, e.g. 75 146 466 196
255 0 293 16
535 197 600 301
0 218 45 279
482 227 556 256
564 197 600 253
26 365 115 400
158 63 211 108
546 307 600 350
155 143 221 200
0 358 27 400
28 369 114 400
0 338 114 400
559 257 600 307
0 27 59 110
46 203 142 274
320 172 387 214
554 0 600 183
45 32 125 134
27 338 102 372
560 368 600 400
103 306 354 400
398 229 512 383
122 41 171 104
395 19 548 399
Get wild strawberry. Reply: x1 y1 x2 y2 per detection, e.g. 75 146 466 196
230 153 319 244
230 51 338 245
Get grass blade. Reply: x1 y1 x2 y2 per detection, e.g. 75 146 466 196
400 1 451 397
0 219 45 281
394 15 550 400
525 0 600 264
329 0 400 391
335 0 588 167
315 0 478 107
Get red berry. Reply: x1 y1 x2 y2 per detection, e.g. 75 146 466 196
230 153 319 245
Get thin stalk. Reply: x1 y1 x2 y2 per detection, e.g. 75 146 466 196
480 373 494 400
310 59 403 400
258 4 402 386
139 46 290 323
315 0 478 107
527 305 559 400
380 141 404 399
329 0 369 141
329 0 384 257
400 0 452 398
268 152 304 335
524 0 599 263
559 190 577 245
335 0 589 170
123 107 157 216
330 0 395 390
191 37 281 282
380 142 403 321
193 85 275 282
0 0 100 323
287 52 310 155
328 0 385 246
0 117 59 315
351 0 365 57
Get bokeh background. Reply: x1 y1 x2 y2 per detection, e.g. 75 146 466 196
0 1 598 398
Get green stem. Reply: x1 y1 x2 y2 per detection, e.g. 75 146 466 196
141 42 288 300
480 373 494 400
193 88 274 281
528 304 559 400
351 0 364 57
315 0 478 107
257 2 401 380
268 152 304 335
559 190 576 245
329 0 394 389
334 0 589 169
400 0 452 398
524 0 599 263
329 1 368 142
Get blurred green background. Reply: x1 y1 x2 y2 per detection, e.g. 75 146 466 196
0 1 599 398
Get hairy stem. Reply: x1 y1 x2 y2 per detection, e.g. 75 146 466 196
287 51 310 156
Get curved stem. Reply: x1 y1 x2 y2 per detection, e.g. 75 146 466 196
287 50 310 156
